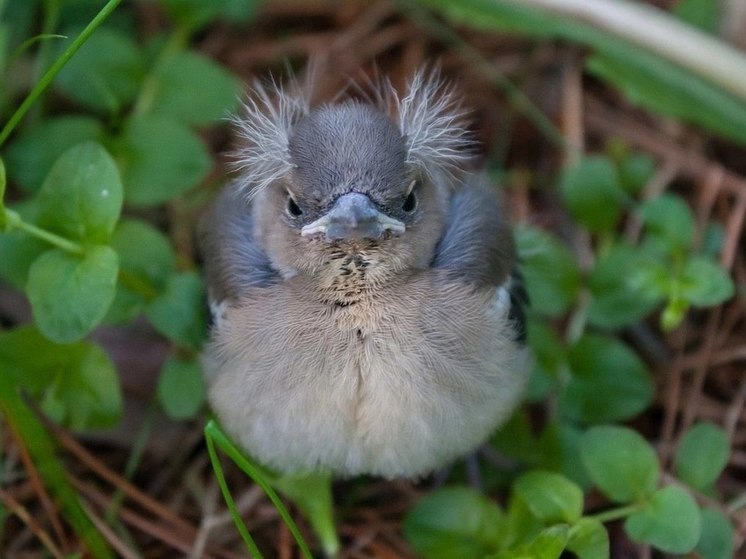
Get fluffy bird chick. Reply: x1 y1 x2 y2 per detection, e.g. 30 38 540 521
200 69 529 480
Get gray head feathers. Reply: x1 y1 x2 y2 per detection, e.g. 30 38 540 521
232 67 472 199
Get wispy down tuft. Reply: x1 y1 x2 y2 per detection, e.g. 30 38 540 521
231 77 310 199
386 67 473 180
231 66 471 198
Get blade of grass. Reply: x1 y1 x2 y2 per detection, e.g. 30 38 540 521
204 419 314 559
0 0 122 148
0 371 114 558
514 0 746 104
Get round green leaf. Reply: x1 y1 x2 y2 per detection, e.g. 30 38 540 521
0 326 122 430
561 334 653 423
567 518 609 559
673 422 730 491
40 341 122 430
696 507 735 559
28 246 119 343
639 194 695 253
404 487 504 559
537 423 592 490
157 357 205 420
514 470 583 524
520 525 569 559
679 256 734 307
587 242 660 329
580 425 660 503
54 27 145 113
37 142 123 243
106 219 177 323
560 156 626 232
4 115 103 192
145 271 207 349
618 153 655 196
624 485 701 554
515 226 581 317
115 116 211 206
112 219 176 289
0 326 61 392
148 51 240 125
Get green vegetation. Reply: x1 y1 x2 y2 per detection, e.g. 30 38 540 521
0 0 740 557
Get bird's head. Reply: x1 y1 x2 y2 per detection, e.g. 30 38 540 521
233 69 471 296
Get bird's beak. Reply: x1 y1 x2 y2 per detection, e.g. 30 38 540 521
301 192 405 241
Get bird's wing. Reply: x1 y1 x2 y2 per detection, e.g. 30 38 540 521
432 174 527 341
199 185 280 307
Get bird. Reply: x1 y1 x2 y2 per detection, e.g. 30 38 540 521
199 66 529 523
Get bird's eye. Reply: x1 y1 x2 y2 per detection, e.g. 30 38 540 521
286 193 303 217
402 180 418 212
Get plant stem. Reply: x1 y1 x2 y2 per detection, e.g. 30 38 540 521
0 0 122 148
131 25 190 117
205 420 314 559
205 421 266 559
5 209 84 255
590 502 642 523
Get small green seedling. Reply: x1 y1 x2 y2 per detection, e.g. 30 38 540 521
205 419 339 558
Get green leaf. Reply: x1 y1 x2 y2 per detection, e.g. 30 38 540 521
404 487 504 559
561 334 654 423
559 156 626 232
515 226 581 317
580 425 660 503
114 116 211 206
494 525 569 559
106 219 177 323
0 326 122 430
148 51 240 125
0 326 64 393
54 27 145 113
502 494 544 550
420 0 746 147
679 256 734 307
157 357 205 420
639 194 695 253
537 423 591 490
514 471 583 524
567 518 609 559
40 342 122 429
587 47 746 147
112 221 178 286
4 115 103 192
674 0 721 34
617 153 656 196
37 142 123 243
673 421 730 491
271 471 338 557
0 371 114 558
27 246 119 343
587 242 660 329
524 317 565 400
146 271 207 349
696 507 735 559
491 410 539 463
624 485 701 553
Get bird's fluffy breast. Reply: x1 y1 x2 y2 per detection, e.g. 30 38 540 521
204 272 528 478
